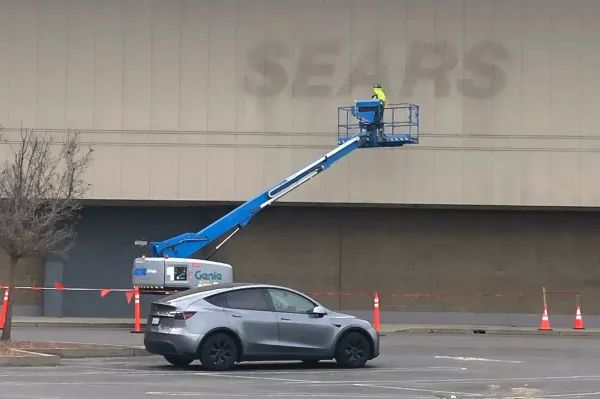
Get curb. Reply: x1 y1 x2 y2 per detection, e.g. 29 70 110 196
0 343 151 366
12 322 144 329
0 350 61 367
33 346 150 358
387 326 600 337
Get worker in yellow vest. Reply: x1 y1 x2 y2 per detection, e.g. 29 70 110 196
371 84 386 125
371 84 386 106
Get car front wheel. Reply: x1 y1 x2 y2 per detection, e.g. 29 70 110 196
163 354 194 367
334 331 371 368
199 332 238 371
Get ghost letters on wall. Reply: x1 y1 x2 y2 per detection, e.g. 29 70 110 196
244 40 509 100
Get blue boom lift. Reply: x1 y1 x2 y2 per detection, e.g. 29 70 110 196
132 100 420 291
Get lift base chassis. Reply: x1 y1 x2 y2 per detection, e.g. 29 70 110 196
132 257 233 291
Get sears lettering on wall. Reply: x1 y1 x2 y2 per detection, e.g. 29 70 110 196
244 40 509 100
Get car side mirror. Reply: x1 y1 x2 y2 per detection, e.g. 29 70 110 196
310 305 327 316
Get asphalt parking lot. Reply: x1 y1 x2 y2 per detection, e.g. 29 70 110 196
2 332 600 398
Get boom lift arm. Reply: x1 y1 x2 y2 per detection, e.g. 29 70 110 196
150 135 364 259
141 100 420 261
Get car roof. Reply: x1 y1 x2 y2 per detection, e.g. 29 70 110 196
159 283 318 302
159 282 307 302
160 283 248 300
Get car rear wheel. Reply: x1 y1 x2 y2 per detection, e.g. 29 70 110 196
163 354 194 367
199 332 238 371
334 331 370 368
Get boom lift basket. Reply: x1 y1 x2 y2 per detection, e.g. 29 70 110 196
337 102 420 148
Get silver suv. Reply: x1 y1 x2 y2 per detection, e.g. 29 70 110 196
143 282 380 371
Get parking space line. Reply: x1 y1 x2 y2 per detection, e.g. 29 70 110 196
0 365 467 381
297 383 421 388
192 368 468 384
223 366 468 374
168 366 465 376
194 373 321 384
0 382 164 387
406 375 600 384
76 365 160 372
145 393 431 398
541 393 600 398
0 371 190 379
0 394 68 399
0 371 148 378
435 356 524 364
353 383 483 397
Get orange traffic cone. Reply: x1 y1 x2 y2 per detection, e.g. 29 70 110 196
573 305 584 330
538 305 552 331
0 286 8 329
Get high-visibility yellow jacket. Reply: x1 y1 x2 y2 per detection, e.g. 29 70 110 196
372 87 386 106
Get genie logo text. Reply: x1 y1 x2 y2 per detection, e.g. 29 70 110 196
133 267 147 276
194 271 222 281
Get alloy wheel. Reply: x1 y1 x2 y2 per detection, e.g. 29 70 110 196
208 337 234 365
344 337 366 365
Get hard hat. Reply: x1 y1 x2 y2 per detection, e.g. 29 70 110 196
373 84 382 88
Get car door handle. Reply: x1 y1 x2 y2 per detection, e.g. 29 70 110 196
231 315 242 318
280 317 291 321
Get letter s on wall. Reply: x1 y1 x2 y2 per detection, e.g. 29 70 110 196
458 41 510 100
244 40 290 97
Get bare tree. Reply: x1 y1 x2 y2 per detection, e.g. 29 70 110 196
0 127 93 341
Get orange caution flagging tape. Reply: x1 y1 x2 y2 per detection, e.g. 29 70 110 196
125 289 134 304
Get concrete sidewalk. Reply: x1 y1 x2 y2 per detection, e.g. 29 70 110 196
5 316 600 337
383 324 600 337
11 316 140 328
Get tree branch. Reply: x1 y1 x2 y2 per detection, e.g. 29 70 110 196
0 128 93 258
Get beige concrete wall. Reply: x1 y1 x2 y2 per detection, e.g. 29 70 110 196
0 0 599 206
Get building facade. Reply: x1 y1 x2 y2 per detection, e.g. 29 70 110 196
1 0 599 318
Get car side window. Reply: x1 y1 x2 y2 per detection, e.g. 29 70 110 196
204 293 228 308
266 288 316 314
224 288 274 312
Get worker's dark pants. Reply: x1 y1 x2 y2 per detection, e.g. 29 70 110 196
374 105 384 122
375 105 385 131
371 105 384 141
